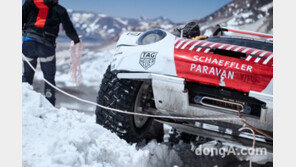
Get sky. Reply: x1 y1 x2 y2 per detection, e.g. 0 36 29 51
23 0 233 23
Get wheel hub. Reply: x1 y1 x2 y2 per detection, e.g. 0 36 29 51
134 83 152 128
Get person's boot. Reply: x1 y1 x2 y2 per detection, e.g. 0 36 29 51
45 89 55 106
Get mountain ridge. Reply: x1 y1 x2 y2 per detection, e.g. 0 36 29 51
58 0 273 43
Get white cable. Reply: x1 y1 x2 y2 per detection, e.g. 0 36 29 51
239 125 256 167
22 54 242 121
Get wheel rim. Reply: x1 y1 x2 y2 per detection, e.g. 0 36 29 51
133 82 151 128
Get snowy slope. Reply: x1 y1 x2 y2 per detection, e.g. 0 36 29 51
22 83 182 167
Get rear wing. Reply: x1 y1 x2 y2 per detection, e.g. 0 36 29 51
213 25 273 38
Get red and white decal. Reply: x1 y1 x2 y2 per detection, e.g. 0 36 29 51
196 42 210 52
263 54 273 65
226 45 235 50
189 41 202 50
173 39 273 93
254 51 268 63
204 43 218 53
246 50 260 61
233 46 243 52
181 40 194 49
175 39 187 48
218 44 227 49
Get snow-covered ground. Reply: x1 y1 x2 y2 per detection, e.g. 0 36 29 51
22 83 183 167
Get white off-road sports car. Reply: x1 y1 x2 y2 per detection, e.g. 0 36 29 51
95 27 273 151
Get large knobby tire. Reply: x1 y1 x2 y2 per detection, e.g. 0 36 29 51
95 66 164 143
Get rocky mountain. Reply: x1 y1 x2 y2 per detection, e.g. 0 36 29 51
58 10 174 43
196 0 273 36
58 0 272 43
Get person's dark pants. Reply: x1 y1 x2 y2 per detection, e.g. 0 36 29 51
22 40 56 106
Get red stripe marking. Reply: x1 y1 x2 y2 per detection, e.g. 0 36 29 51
253 50 265 62
174 39 183 46
33 0 49 28
176 39 190 48
262 52 273 66
263 52 273 59
196 41 212 52
209 43 224 50
233 46 244 52
195 41 207 47
193 41 207 52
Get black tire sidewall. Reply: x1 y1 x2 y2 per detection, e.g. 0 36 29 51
96 66 163 143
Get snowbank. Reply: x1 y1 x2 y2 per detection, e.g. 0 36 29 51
22 84 182 167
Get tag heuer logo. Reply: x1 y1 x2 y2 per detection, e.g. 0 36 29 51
139 52 158 70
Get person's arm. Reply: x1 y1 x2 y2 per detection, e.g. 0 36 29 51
22 1 30 28
57 5 80 44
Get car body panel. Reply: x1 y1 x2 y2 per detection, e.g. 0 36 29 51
112 29 273 95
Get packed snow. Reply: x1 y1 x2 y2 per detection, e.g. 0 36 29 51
22 84 183 167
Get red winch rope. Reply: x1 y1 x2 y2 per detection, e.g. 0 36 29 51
225 28 273 38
